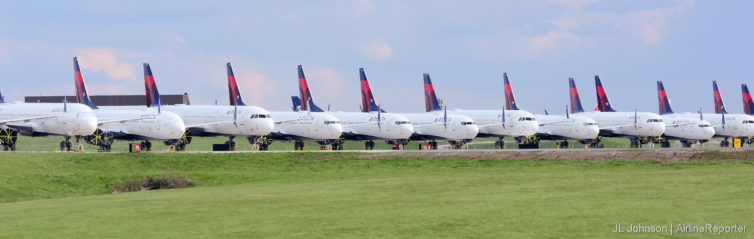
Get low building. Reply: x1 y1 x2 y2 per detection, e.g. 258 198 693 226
25 93 190 106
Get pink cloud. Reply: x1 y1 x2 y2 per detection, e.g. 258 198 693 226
529 31 581 57
76 48 137 80
360 41 394 60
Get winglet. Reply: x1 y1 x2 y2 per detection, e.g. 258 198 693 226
594 75 616 112
656 81 673 115
297 65 324 112
73 57 98 109
743 84 754 115
503 73 520 110
143 63 164 107
227 62 247 106
423 73 442 112
359 68 386 113
569 78 585 113
713 81 728 114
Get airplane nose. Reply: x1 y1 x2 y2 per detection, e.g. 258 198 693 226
81 115 97 135
467 125 479 138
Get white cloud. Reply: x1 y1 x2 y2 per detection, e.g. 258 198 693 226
233 67 277 105
175 35 185 43
76 48 137 81
360 41 394 60
307 66 345 104
529 31 581 57
352 0 373 17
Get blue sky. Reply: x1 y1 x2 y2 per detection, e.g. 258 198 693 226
0 0 752 114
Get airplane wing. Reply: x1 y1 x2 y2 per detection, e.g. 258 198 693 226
0 116 58 125
538 120 567 126
98 116 155 126
185 121 235 128
274 119 302 124
599 124 635 130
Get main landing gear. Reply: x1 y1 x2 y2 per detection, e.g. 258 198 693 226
139 141 153 152
557 140 570 149
720 137 731 147
294 140 306 151
581 137 604 148
365 140 376 150
225 136 238 151
494 137 505 149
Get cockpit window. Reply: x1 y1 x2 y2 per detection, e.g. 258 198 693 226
646 119 663 122
251 114 271 119
324 120 341 125
394 121 411 125
518 117 535 121
742 120 754 124
583 122 597 126
461 121 475 125
698 124 710 127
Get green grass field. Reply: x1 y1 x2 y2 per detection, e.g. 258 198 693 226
0 152 752 238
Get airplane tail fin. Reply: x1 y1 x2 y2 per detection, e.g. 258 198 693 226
291 96 301 112
143 63 164 107
594 75 616 112
569 78 584 113
656 81 673 115
297 65 324 112
743 84 754 115
359 68 386 113
503 73 520 110
0 91 4 103
423 73 442 112
72 57 98 109
713 81 728 114
227 62 246 106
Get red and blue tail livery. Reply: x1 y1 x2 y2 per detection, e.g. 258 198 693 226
423 73 442 112
568 78 584 113
296 65 324 112
594 75 616 112
0 90 4 103
503 73 519 110
656 81 673 115
359 68 385 113
226 62 246 106
712 81 727 114
143 63 163 107
743 84 754 115
72 57 98 109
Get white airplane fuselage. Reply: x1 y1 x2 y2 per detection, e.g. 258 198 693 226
449 109 538 138
575 111 666 137
659 114 715 141
400 112 478 140
676 113 754 138
95 108 186 140
0 103 97 136
270 112 343 140
535 114 599 140
329 112 413 140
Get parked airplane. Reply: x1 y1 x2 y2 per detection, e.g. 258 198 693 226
289 66 413 150
742 84 754 145
654 81 714 147
569 76 665 148
504 73 599 149
73 57 185 151
228 63 342 151
0 91 97 151
421 73 535 149
359 73 478 149
102 63 275 151
684 81 754 147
